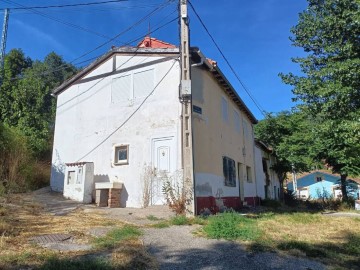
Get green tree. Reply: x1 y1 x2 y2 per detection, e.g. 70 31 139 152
280 0 360 200
0 49 77 156
255 111 315 198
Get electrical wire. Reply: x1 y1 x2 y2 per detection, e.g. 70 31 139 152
188 0 267 117
5 14 178 82
76 58 177 161
0 0 129 10
3 0 116 40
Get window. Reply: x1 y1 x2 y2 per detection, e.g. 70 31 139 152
111 69 154 104
242 119 249 139
221 97 228 122
316 176 323 182
111 74 131 103
114 145 129 165
223 156 236 187
133 69 154 99
246 166 252 183
67 171 75 185
76 167 83 184
233 110 240 133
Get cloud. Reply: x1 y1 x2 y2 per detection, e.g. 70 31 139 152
12 18 74 57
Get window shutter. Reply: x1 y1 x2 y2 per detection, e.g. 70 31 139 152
112 74 131 103
134 69 154 99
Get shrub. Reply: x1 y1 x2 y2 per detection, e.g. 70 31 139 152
284 189 298 207
261 199 281 208
162 170 193 215
203 212 262 240
0 124 33 194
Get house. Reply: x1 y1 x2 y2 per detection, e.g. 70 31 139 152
254 140 281 200
287 170 360 200
50 37 259 214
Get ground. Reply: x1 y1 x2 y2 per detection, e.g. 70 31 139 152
0 188 359 270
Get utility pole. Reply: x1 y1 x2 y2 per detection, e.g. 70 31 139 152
0 8 9 87
179 0 195 215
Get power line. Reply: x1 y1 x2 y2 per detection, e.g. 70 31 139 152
3 0 115 40
1 0 128 10
188 0 267 117
76 58 177 161
5 14 178 82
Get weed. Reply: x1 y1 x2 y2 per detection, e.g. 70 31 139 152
285 213 322 224
203 212 262 240
93 226 142 249
170 215 190 225
39 256 112 270
151 221 170 228
146 215 161 221
190 217 207 225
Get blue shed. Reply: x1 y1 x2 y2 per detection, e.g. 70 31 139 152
287 171 360 200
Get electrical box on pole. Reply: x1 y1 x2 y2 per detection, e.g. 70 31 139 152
0 8 9 87
179 0 195 215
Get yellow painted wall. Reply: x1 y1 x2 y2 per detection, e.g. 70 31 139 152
191 67 257 198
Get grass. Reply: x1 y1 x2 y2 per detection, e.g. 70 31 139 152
93 226 142 249
203 212 262 241
146 215 162 221
202 211 360 269
0 193 156 270
150 215 207 228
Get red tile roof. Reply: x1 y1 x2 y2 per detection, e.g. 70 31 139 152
137 36 176 49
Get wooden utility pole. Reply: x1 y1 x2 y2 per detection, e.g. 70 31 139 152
179 0 195 215
0 8 9 87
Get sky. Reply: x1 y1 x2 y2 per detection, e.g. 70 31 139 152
1 0 308 120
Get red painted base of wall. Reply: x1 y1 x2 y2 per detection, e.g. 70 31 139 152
196 196 261 215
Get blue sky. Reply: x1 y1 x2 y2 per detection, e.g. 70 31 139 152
1 0 308 120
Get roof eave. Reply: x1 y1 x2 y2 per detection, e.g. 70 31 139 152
190 47 258 124
52 47 180 96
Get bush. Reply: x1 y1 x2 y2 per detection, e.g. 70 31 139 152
203 211 262 240
162 171 193 215
261 199 281 208
0 124 33 194
284 189 298 207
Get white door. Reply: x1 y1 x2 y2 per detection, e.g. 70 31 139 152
151 137 176 205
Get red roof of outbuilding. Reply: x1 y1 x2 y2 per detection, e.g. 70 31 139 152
137 36 176 48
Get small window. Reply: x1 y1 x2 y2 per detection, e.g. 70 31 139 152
114 145 129 165
223 156 236 187
76 167 83 184
67 171 75 185
316 176 323 182
221 97 228 122
246 166 252 183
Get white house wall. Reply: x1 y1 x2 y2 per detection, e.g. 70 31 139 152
51 55 182 208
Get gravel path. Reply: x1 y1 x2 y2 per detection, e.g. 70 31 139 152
142 226 326 270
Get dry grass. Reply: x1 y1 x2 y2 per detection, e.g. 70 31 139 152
0 193 156 270
247 212 360 270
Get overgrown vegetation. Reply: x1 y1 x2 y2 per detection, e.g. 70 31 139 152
201 211 360 269
162 171 193 215
0 49 77 195
203 212 262 241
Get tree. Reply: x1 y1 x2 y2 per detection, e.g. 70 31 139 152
280 0 360 200
255 111 315 198
0 49 77 156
